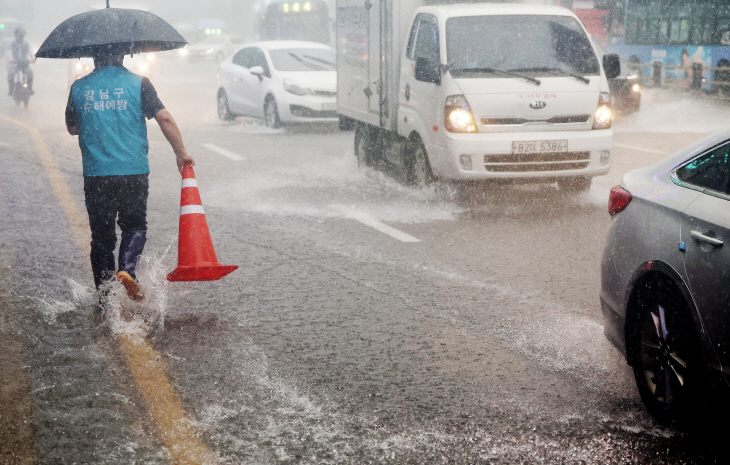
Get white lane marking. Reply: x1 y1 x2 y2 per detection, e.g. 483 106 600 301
614 143 670 155
201 143 244 161
329 204 421 243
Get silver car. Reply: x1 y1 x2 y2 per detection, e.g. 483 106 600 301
601 130 730 425
216 40 337 128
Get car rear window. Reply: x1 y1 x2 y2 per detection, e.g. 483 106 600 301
268 48 336 71
446 15 600 77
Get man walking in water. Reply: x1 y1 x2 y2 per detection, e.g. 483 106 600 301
65 50 194 310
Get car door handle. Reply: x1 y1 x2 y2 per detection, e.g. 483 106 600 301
690 230 724 247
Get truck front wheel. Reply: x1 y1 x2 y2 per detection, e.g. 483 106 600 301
406 139 434 187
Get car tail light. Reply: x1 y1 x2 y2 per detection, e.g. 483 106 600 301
608 185 632 216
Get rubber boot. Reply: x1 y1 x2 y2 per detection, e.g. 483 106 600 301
118 229 146 279
118 229 146 301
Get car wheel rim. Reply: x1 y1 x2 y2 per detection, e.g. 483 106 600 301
639 304 691 406
265 101 277 128
218 94 228 119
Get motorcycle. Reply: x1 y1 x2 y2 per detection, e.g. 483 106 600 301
11 61 32 108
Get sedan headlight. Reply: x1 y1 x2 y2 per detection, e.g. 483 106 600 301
284 78 313 96
444 95 477 133
593 92 612 129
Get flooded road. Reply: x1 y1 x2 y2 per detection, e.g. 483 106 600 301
1 56 728 463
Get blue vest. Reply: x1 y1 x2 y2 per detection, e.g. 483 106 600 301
71 66 150 177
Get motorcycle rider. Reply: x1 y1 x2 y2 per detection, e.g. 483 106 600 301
6 27 34 96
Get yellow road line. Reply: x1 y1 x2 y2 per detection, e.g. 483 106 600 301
0 115 217 464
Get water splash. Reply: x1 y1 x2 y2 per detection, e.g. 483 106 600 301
105 255 171 337
35 296 77 323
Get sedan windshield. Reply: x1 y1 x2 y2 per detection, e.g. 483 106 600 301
269 48 336 71
446 15 600 78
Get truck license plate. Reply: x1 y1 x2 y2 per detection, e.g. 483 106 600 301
512 140 568 154
323 102 337 111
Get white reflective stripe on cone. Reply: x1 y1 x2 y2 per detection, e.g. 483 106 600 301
182 179 198 188
180 205 205 215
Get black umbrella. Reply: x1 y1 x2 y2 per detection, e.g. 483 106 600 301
36 2 187 59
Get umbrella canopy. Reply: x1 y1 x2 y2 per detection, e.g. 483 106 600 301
36 8 187 59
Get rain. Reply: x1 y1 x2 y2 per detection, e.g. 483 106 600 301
2 0 730 462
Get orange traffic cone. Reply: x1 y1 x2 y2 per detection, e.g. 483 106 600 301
167 165 238 282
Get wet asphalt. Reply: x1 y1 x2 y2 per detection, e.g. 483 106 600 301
1 56 729 463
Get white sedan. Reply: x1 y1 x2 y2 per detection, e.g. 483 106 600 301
216 41 337 128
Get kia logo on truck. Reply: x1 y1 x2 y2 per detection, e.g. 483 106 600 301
530 101 547 110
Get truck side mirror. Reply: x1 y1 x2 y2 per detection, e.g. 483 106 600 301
415 57 441 85
603 53 621 80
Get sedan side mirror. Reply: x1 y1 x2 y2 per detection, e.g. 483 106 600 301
250 65 265 81
415 57 441 85
603 53 621 80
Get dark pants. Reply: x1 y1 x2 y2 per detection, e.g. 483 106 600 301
84 174 148 290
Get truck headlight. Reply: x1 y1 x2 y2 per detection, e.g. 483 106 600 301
631 83 640 93
593 92 612 129
284 78 313 96
445 95 477 133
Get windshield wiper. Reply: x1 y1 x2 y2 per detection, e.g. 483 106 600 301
288 52 325 70
302 54 335 67
453 67 540 85
509 67 590 84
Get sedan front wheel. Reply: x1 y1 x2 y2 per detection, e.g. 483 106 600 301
217 90 235 121
264 97 281 129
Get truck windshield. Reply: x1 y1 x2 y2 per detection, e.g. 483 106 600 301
446 15 600 78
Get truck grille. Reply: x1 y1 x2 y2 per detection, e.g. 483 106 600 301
484 151 590 172
481 115 590 125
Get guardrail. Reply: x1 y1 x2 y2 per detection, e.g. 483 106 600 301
625 60 730 95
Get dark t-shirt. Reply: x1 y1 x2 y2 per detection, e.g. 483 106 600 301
65 67 165 127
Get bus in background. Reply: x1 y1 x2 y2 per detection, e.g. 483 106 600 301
568 0 730 95
254 0 332 44
177 19 227 45
564 0 611 46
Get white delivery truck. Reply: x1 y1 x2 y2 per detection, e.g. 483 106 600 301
336 1 621 191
